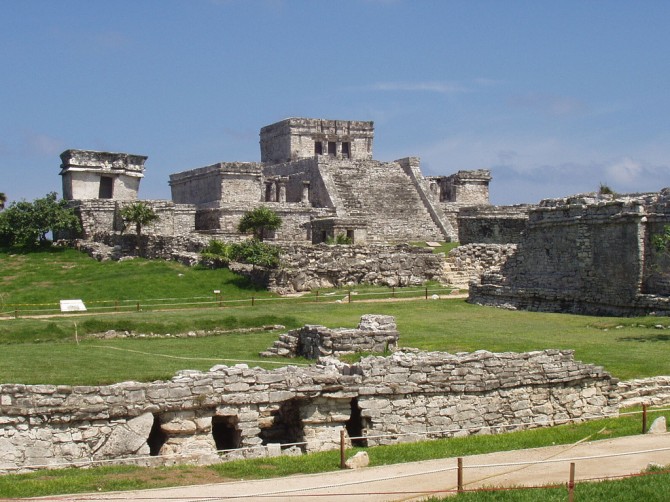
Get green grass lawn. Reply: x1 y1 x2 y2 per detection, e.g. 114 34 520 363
1 298 668 384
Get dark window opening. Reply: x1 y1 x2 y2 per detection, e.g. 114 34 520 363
321 230 328 243
212 416 241 451
345 398 367 447
314 141 323 155
99 176 113 199
147 414 167 456
341 142 350 158
265 183 273 202
327 141 336 156
346 229 354 241
259 399 305 451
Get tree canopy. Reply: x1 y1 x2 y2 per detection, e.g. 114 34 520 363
120 202 160 237
237 206 282 241
0 192 81 248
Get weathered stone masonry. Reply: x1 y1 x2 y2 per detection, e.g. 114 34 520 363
0 317 618 473
470 191 670 316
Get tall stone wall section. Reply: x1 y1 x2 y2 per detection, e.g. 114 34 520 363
443 244 517 289
0 340 618 473
470 191 670 316
268 244 445 293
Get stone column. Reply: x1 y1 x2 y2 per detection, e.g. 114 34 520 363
302 181 311 204
277 178 287 203
265 180 277 202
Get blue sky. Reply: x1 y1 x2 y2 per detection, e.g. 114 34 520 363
2 0 669 205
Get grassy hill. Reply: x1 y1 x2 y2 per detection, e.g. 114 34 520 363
1 247 669 385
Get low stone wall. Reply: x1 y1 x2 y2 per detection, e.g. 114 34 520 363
0 317 619 473
269 244 445 293
618 376 670 408
443 244 517 289
74 233 211 265
260 314 399 358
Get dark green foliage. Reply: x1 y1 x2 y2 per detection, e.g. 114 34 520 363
237 206 282 241
201 239 234 266
202 238 280 268
598 183 616 195
325 234 353 245
120 201 159 236
0 192 81 248
231 239 280 267
652 224 670 253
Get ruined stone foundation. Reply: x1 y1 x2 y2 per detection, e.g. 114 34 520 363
0 317 618 473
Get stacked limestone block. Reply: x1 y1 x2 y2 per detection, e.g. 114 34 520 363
271 244 445 293
260 314 398 359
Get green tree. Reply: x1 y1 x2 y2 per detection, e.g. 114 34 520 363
237 206 282 241
120 201 159 237
0 192 81 248
0 192 6 210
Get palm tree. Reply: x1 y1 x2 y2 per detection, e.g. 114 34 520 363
237 206 282 241
120 201 159 237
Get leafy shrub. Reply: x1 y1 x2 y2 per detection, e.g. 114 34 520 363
231 239 280 268
201 240 234 266
325 234 353 245
201 239 280 268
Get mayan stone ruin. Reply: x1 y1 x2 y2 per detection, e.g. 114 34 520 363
0 316 620 473
57 117 670 314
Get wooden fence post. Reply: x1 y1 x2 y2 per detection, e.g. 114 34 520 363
340 429 346 469
642 403 648 434
457 457 463 493
568 462 575 502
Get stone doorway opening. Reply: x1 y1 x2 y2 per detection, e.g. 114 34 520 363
212 415 241 451
346 398 367 447
147 414 167 456
259 399 305 451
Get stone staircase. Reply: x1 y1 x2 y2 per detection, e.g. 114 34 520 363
325 160 445 242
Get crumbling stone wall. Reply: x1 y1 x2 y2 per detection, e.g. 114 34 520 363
69 200 196 239
261 314 399 358
268 244 445 293
458 205 530 244
0 320 618 472
617 376 670 408
470 191 670 316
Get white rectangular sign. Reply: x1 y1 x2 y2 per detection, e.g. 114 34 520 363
60 299 87 312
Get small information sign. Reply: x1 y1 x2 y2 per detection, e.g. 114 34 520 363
60 299 87 312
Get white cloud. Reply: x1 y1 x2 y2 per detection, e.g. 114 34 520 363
416 132 670 204
22 132 64 158
359 81 468 94
508 93 588 117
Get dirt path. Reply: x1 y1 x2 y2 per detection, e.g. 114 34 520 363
39 433 670 501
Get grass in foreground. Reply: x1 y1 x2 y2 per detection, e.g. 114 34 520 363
0 409 667 499
434 467 670 501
